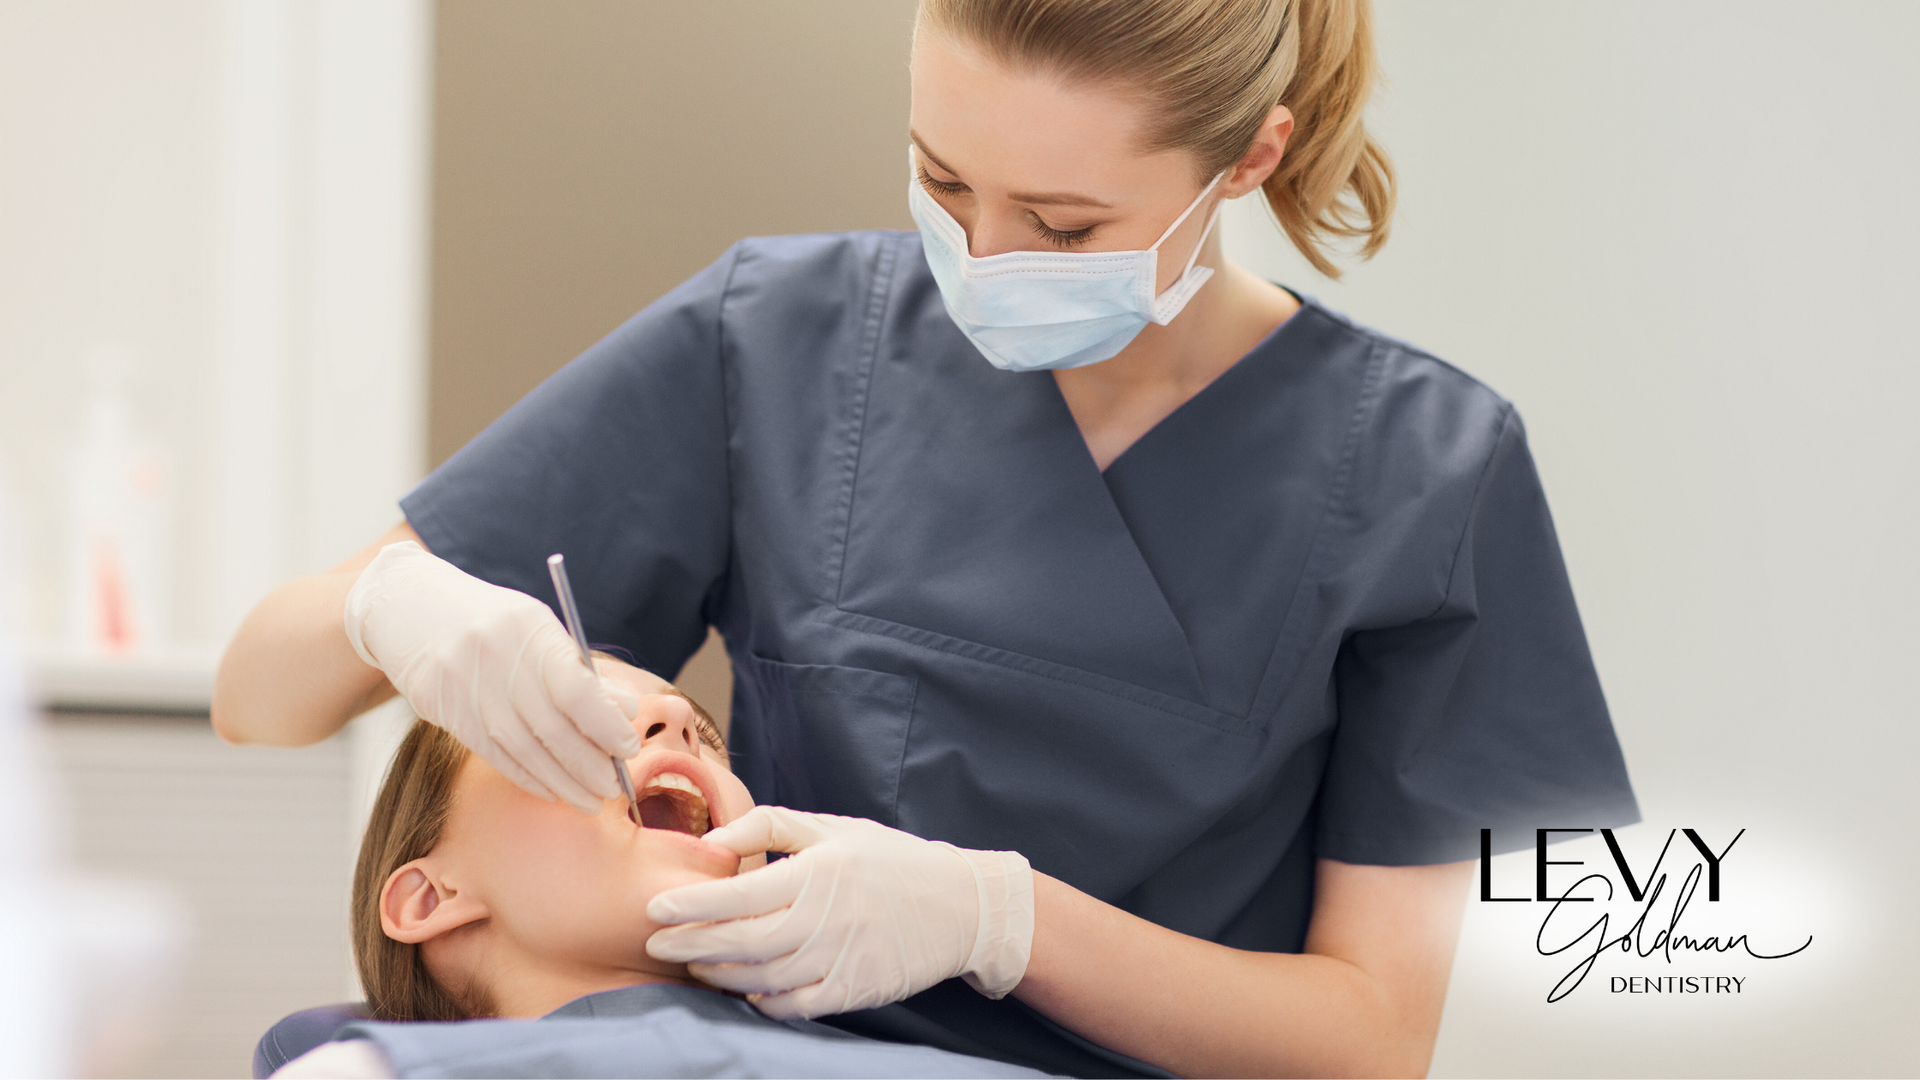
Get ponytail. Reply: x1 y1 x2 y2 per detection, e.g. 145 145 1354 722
918 0 1396 278
1262 0 1394 276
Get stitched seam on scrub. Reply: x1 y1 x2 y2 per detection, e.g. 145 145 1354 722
887 675 921 826
818 607 1252 737
1245 310 1391 723
1377 402 1523 783
711 242 746 629
1428 401 1518 624
826 234 901 611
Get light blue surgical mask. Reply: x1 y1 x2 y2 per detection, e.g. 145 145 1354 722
908 153 1226 372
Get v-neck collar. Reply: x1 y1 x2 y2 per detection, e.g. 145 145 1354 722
1094 297 1363 715
1090 289 1306 477
832 269 1341 711
833 286 1207 702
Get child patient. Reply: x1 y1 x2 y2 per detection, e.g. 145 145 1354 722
270 662 1050 1079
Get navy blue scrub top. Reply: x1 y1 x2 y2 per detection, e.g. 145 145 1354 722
402 230 1637 1078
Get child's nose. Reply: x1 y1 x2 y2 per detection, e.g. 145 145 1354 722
636 693 699 753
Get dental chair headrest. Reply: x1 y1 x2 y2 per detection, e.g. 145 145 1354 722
253 1002 369 1078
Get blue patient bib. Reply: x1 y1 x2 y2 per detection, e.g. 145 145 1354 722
332 983 1059 1079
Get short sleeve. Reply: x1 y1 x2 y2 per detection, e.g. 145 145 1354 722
1318 408 1639 865
399 247 739 679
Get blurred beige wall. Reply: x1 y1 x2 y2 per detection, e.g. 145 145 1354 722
430 1 918 716
430 0 917 465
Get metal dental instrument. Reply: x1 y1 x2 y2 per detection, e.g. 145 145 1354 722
547 553 642 825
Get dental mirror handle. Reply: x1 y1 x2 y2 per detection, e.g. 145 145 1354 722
547 553 642 822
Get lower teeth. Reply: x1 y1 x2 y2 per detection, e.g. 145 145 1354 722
637 790 709 836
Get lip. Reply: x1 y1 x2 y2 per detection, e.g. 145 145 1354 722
624 747 729 833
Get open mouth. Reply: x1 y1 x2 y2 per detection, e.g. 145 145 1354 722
631 771 711 837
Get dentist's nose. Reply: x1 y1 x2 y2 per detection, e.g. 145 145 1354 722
636 692 700 753
965 208 1034 259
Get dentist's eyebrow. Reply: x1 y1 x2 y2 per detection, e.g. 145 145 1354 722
909 131 960 177
910 130 1113 209
1006 188 1112 209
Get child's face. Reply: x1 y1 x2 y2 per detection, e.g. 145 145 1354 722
424 667 757 985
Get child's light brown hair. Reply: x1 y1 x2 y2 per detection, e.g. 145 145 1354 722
350 687 720 1019
349 720 491 1021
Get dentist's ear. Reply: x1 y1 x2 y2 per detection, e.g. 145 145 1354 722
381 860 488 944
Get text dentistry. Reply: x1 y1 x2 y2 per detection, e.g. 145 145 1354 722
1610 976 1746 994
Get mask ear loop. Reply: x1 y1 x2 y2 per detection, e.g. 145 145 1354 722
1174 198 1225 280
1147 171 1228 254
1147 175 1228 324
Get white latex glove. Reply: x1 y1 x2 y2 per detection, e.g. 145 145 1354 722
644 805 1034 1020
343 541 641 813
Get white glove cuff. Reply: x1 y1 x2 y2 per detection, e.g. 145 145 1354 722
953 847 1034 1000
342 540 426 670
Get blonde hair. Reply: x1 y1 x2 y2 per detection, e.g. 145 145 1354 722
917 0 1394 278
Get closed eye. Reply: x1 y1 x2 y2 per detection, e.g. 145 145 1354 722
919 164 1097 248
694 714 725 755
1028 216 1096 248
916 165 968 199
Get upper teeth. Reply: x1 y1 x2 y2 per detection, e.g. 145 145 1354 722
642 771 707 808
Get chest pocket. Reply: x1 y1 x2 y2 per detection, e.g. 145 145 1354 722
736 655 918 826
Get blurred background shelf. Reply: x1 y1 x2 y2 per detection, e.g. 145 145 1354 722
24 647 219 715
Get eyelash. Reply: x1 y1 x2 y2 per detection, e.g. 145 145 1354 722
916 166 1097 249
916 165 967 199
1028 218 1096 248
694 715 726 755
660 685 727 755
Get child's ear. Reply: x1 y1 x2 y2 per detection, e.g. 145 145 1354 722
381 860 488 944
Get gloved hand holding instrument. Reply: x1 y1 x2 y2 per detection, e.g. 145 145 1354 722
345 541 1037 1019
343 540 642 814
646 805 1035 1020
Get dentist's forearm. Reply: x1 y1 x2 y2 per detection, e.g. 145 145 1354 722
1012 861 1470 1079
211 522 418 745
1014 878 1387 1077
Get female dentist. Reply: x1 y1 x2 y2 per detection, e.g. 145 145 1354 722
216 0 1637 1075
